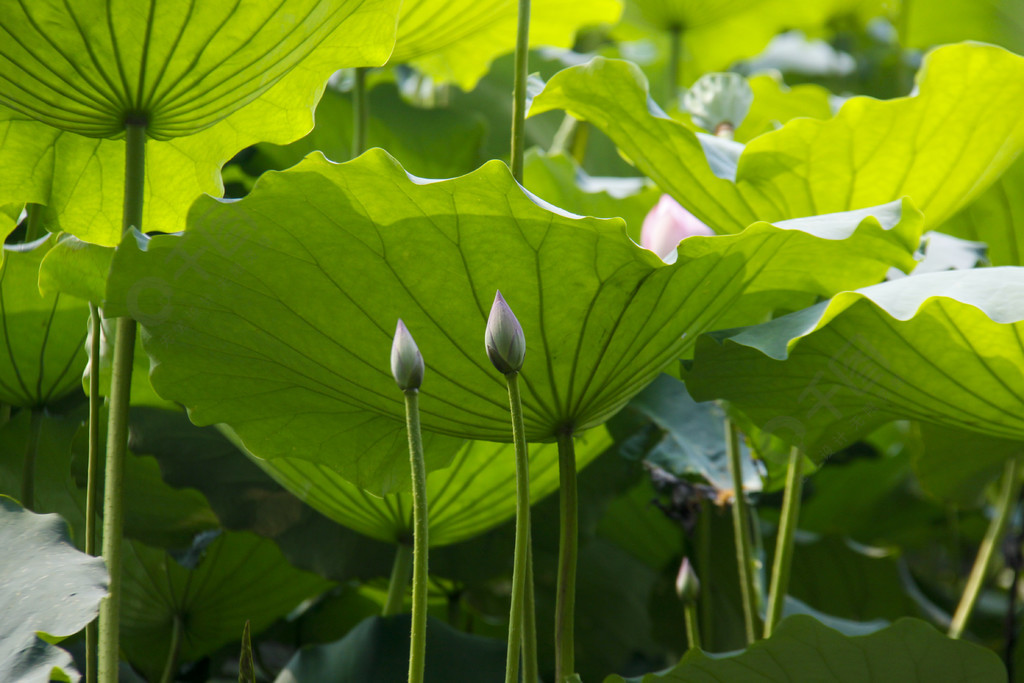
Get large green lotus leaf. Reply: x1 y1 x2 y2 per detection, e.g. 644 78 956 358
257 426 611 546
275 615 506 683
784 536 918 624
0 0 397 139
103 150 921 492
684 268 1024 462
900 0 1024 54
0 407 219 549
0 411 86 535
914 423 1023 507
0 0 399 245
126 407 398 583
529 43 1024 233
120 530 332 681
941 153 1024 267
0 236 89 408
609 615 1004 683
0 497 108 683
389 0 622 90
250 82 487 180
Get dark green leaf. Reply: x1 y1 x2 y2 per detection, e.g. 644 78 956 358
609 615 1005 682
274 615 506 682
120 530 332 680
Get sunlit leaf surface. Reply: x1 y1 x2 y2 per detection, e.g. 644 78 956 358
105 151 921 492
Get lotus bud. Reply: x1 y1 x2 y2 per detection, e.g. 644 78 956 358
675 557 700 603
684 73 753 137
391 319 424 391
485 291 525 374
641 195 714 263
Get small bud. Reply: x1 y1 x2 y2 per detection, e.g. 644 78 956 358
641 195 714 264
675 557 700 603
391 319 424 390
485 291 525 374
683 73 754 136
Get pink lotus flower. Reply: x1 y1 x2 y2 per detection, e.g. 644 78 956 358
641 195 714 263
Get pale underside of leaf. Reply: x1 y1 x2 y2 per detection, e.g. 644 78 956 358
685 267 1024 461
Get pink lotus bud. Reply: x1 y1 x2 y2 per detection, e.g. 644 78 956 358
641 195 714 264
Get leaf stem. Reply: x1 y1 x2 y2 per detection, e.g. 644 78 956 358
404 389 429 683
555 428 578 681
949 457 1020 638
353 67 369 157
667 26 683 104
763 446 804 637
383 542 413 616
20 408 43 510
510 0 531 182
726 418 760 643
158 614 183 683
503 371 535 683
85 304 102 683
684 602 701 650
98 120 146 683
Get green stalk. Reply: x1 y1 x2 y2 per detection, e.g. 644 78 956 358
353 67 369 157
667 26 683 103
503 371 535 683
949 457 1020 638
158 614 183 683
404 389 429 683
24 203 43 242
684 602 701 650
549 114 577 156
726 418 760 643
568 121 589 166
555 428 578 681
98 121 146 683
763 447 804 638
383 543 414 616
20 409 43 510
521 549 539 683
509 0 531 182
85 304 102 683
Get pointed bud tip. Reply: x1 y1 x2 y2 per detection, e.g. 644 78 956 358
391 319 424 390
485 291 525 374
676 557 700 603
